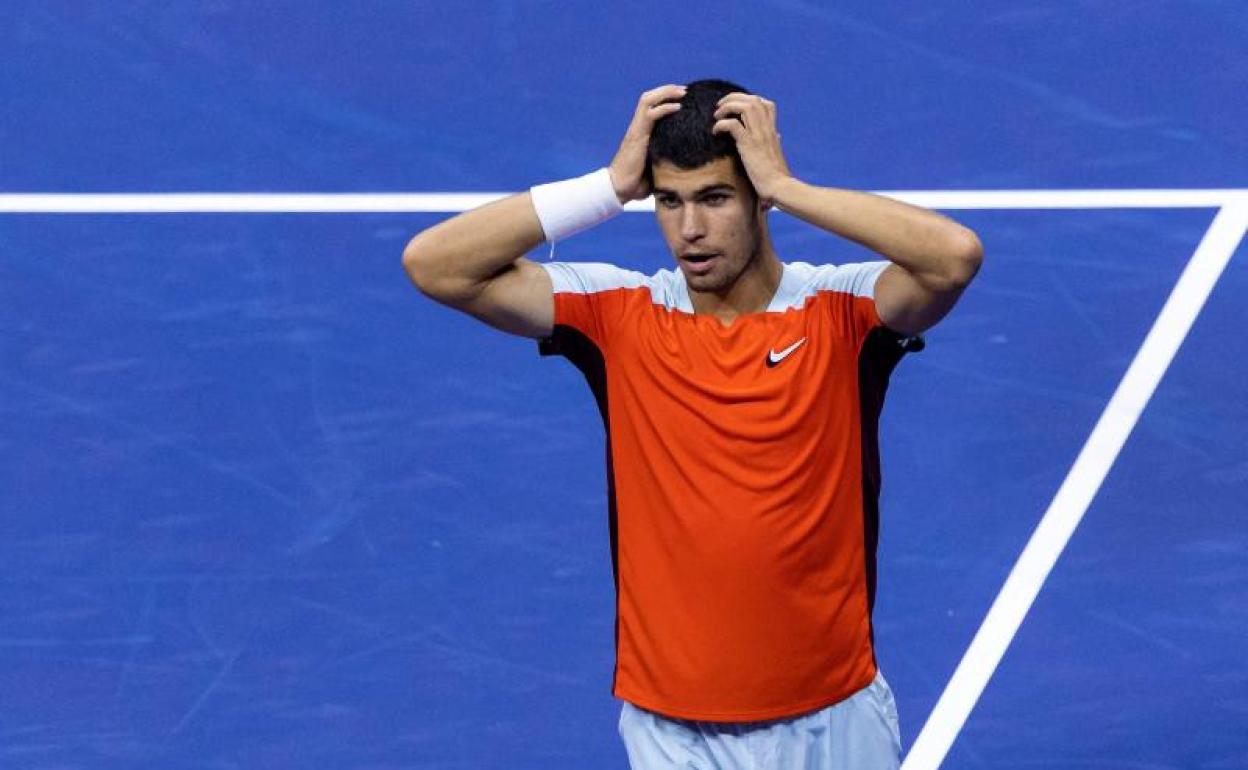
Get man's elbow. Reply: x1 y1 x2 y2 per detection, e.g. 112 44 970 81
944 228 983 289
402 233 483 306
402 232 440 295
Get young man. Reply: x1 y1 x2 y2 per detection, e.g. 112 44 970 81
403 79 982 769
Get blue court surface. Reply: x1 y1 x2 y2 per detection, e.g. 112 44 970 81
2 3 1245 769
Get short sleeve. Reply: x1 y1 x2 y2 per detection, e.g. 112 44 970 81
537 261 648 357
812 260 890 345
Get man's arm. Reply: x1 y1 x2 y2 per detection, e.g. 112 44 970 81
402 191 555 339
710 92 983 337
402 84 688 339
769 180 983 336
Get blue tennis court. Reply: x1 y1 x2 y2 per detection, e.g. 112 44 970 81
2 3 1245 768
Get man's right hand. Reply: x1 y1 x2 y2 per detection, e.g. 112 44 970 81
608 84 686 204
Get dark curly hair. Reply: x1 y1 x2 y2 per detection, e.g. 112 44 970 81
646 78 754 195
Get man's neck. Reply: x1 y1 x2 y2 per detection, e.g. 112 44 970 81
689 244 784 325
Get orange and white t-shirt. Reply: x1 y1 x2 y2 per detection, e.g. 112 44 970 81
536 259 922 722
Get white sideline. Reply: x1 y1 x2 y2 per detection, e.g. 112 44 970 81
900 202 1248 769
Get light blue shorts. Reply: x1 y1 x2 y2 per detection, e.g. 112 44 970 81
617 668 901 770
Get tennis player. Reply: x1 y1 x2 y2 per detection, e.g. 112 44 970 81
403 79 982 769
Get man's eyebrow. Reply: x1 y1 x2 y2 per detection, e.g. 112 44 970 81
652 183 736 197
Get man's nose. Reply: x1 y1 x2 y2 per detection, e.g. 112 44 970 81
680 204 705 241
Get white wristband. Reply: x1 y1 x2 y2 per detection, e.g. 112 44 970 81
529 167 624 243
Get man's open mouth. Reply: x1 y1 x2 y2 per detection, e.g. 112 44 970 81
681 253 721 274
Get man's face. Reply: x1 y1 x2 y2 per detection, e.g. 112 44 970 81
651 157 763 294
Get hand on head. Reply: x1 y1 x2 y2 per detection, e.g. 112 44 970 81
711 93 793 207
608 84 686 203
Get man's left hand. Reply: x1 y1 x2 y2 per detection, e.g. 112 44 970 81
712 93 794 207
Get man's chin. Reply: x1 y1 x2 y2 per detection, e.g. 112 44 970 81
683 270 730 293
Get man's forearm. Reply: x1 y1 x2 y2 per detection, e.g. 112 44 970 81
402 192 546 302
771 177 983 286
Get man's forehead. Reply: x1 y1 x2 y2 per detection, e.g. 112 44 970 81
651 157 740 192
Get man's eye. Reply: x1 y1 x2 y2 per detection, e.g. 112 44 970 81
658 196 680 208
703 194 728 204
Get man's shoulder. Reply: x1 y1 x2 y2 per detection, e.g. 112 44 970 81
785 259 890 298
540 260 681 297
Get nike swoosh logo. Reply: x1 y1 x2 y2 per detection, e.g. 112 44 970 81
765 337 807 367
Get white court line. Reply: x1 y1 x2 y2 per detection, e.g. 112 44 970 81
901 201 1248 770
0 189 1246 212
